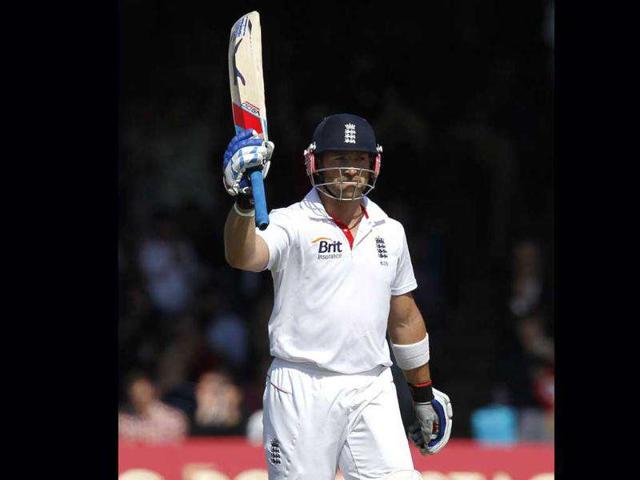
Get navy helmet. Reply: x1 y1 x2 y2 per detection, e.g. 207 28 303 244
312 113 379 154
304 113 383 200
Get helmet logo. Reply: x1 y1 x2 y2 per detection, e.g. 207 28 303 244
344 123 356 144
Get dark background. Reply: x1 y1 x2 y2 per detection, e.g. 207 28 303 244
118 0 554 440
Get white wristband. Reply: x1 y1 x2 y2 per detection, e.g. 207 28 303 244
233 203 255 217
390 334 430 370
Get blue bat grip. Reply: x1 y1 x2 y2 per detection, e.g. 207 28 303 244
249 169 269 230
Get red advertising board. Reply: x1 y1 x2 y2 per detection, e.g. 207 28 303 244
119 438 554 480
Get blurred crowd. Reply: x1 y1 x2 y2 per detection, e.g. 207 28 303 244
119 1 554 444
118 215 554 443
119 209 274 443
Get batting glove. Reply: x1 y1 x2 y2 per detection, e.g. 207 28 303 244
408 387 453 455
222 128 274 197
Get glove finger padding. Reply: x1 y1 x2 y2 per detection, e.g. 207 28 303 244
261 141 274 179
408 422 431 456
408 423 425 445
420 417 435 442
222 128 275 197
223 129 262 156
425 388 453 455
223 145 271 196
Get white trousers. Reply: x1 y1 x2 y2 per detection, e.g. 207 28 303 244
263 358 416 479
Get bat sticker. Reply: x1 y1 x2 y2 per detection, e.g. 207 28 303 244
232 39 245 86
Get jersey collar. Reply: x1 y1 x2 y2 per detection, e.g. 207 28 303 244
300 188 388 224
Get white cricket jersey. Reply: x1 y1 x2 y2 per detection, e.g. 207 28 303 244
256 188 418 374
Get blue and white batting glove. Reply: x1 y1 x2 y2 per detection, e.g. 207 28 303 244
222 128 274 197
408 387 453 455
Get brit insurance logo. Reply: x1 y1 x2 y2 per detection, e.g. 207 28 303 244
311 237 344 260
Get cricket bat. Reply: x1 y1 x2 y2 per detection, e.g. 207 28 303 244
228 11 270 230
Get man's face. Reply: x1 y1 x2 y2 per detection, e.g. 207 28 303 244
319 151 372 199
196 372 229 398
129 378 156 412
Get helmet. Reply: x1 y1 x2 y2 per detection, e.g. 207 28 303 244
304 113 382 200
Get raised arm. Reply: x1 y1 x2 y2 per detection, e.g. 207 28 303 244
224 205 270 272
221 128 274 272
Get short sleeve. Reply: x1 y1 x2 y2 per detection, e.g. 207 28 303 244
255 209 295 272
391 224 418 295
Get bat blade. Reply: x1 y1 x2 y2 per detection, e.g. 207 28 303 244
229 11 269 141
228 11 269 229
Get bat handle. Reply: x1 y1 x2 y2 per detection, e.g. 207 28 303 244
249 169 269 230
